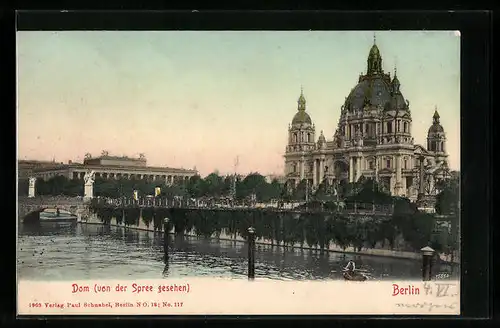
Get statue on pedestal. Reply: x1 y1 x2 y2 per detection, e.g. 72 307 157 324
83 170 96 201
28 177 36 198
84 170 95 185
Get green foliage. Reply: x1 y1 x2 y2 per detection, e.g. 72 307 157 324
35 176 84 197
435 178 459 215
32 172 286 202
18 179 29 196
292 179 307 201
345 178 392 204
434 175 460 253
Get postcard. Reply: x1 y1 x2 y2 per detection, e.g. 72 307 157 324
17 30 461 315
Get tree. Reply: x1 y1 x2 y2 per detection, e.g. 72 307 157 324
186 175 206 198
161 184 188 198
204 172 224 197
46 175 69 195
393 212 435 251
94 178 119 198
435 174 460 255
266 179 284 201
314 179 334 202
345 178 393 205
435 180 459 216
63 178 84 197
18 179 29 196
237 173 267 201
291 179 307 201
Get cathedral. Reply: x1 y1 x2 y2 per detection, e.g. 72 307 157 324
284 39 451 201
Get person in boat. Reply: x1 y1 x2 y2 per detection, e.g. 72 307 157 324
56 207 60 217
344 260 356 274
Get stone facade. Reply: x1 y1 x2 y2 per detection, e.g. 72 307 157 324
284 40 451 201
21 152 197 186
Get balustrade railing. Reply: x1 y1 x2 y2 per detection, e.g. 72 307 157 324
92 196 394 214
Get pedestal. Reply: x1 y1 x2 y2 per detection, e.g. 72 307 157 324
28 177 36 198
84 183 94 202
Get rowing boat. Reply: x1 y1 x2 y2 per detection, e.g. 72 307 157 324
343 270 368 281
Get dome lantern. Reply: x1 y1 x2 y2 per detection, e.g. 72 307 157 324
391 64 401 93
367 33 383 75
297 85 306 111
433 108 441 124
427 106 445 134
291 87 312 125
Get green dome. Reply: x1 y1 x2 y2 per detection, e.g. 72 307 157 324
292 110 312 125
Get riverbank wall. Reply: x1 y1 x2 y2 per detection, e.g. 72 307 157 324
78 213 459 264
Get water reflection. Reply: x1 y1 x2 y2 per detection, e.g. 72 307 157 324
17 222 459 281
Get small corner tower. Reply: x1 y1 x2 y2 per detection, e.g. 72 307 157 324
427 106 446 154
284 87 316 185
287 87 316 150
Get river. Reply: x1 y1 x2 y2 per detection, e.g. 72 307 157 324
17 222 459 281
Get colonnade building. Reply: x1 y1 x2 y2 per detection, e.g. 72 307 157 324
284 40 451 200
20 152 197 185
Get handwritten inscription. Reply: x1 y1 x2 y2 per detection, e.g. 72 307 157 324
392 282 459 313
422 282 458 298
395 302 458 312
434 273 451 280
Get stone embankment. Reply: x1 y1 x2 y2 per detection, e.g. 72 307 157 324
78 213 459 264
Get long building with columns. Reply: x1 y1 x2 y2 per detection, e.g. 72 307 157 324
21 152 197 185
284 40 451 201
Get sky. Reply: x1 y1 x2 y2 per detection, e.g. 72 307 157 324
17 31 460 177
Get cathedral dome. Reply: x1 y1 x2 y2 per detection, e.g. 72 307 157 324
344 40 407 112
344 76 392 111
292 111 312 125
428 109 444 133
428 124 444 133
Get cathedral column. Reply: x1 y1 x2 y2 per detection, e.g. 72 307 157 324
429 175 435 195
300 157 305 181
355 156 362 182
313 159 318 187
349 157 354 183
395 155 402 196
319 158 325 184
312 159 318 187
418 156 425 195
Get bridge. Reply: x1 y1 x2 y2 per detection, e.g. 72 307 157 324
17 196 90 222
95 197 394 215
17 196 394 223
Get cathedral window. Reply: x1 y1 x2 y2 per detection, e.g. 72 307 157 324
308 133 311 143
404 122 408 133
293 133 297 143
386 159 391 168
368 161 374 170
403 158 408 169
387 122 392 134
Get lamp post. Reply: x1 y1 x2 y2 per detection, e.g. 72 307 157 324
421 246 435 281
163 218 170 263
247 227 256 280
